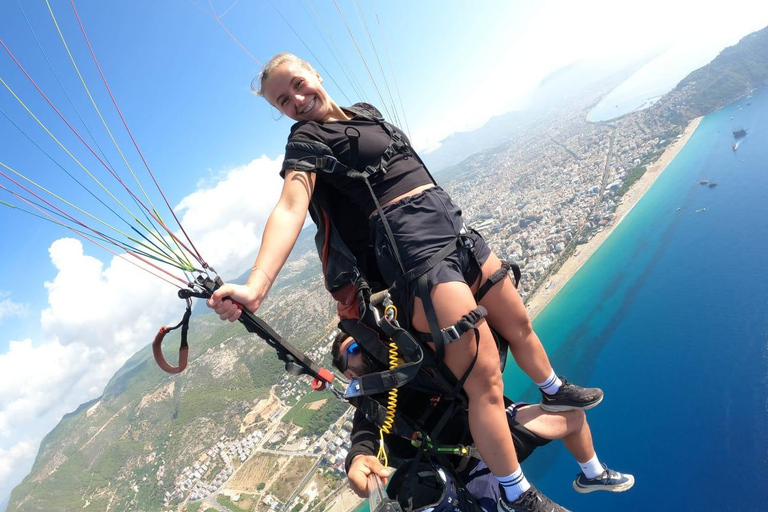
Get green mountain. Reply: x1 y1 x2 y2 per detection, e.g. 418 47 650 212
666 25 768 120
7 238 341 512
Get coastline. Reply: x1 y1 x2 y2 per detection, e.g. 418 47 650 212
323 116 705 512
526 116 703 319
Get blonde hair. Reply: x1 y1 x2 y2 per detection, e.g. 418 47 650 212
251 53 317 98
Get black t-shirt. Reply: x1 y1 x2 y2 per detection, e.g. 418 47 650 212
280 103 432 217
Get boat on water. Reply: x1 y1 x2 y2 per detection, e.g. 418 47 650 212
733 142 739 151
699 180 709 185
695 208 707 213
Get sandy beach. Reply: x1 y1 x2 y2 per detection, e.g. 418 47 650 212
526 116 703 319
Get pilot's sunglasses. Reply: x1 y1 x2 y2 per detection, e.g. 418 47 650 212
342 341 361 372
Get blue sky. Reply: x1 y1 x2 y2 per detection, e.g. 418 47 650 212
2 0 768 507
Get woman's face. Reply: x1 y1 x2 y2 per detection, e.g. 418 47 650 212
263 62 332 122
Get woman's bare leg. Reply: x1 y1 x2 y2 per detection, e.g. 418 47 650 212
475 252 553 383
412 281 519 475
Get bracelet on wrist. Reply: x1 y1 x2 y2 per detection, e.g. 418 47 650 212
251 264 274 285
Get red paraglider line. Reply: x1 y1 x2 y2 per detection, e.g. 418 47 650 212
0 170 191 287
70 0 207 267
0 36 201 265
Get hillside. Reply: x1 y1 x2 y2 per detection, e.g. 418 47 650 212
669 25 768 119
7 242 338 512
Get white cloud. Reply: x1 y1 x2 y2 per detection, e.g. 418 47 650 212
175 155 287 280
0 339 90 439
0 439 37 504
0 293 25 323
0 155 288 502
40 238 180 354
0 336 108 502
0 237 185 501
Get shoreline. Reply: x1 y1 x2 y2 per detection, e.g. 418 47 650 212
526 116 703 319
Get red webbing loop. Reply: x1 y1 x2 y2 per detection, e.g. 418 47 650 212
152 299 192 374
152 326 189 374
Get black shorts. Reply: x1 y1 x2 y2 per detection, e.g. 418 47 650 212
370 186 492 298
506 403 552 463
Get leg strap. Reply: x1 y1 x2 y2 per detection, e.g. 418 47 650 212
474 260 522 303
417 272 488 364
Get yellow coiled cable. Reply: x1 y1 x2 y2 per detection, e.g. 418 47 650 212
377 305 399 467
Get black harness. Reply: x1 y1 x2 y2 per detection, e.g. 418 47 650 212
154 103 523 512
286 106 526 507
287 103 519 372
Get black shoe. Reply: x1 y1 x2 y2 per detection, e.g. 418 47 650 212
540 376 603 412
497 486 572 512
573 464 635 493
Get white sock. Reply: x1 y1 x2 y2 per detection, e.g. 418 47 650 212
536 369 562 395
579 453 604 479
497 467 531 503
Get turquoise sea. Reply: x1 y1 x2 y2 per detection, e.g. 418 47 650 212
356 88 768 511
508 88 768 510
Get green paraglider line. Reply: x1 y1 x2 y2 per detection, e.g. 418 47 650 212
69 0 204 269
0 188 190 272
0 44 200 267
0 108 190 269
16 0 182 263
0 187 192 288
0 165 198 273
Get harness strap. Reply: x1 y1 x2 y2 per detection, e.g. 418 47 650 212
444 307 487 344
355 316 424 396
429 326 479 437
287 142 411 278
474 260 522 303
403 324 482 509
352 393 418 441
361 178 407 276
396 236 462 291
415 253 488 363
153 277 338 389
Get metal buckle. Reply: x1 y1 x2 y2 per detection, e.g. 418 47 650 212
459 225 475 249
442 325 462 344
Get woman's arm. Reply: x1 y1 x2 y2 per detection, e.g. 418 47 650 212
207 170 316 321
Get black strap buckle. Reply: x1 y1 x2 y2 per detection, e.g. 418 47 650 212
366 164 388 176
318 156 338 174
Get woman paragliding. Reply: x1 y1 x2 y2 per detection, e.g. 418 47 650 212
208 53 604 512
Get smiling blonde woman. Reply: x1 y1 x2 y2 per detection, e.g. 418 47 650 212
208 53 604 512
